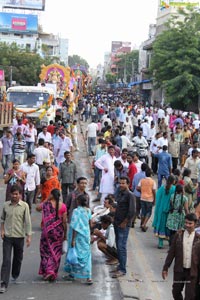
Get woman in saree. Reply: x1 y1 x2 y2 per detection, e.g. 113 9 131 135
166 184 189 245
4 159 26 201
37 189 67 281
64 194 93 284
182 168 197 212
152 175 176 249
41 166 60 202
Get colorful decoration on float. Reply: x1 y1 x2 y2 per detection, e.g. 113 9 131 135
39 64 70 98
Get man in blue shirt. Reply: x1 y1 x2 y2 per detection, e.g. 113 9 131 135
154 145 172 188
132 163 149 227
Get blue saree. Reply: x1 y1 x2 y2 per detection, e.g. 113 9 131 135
64 206 92 279
152 185 176 239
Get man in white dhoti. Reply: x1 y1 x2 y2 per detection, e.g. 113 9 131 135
95 145 116 204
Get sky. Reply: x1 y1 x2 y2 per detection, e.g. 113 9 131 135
41 0 159 68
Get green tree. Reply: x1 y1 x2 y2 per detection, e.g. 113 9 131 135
105 73 117 84
115 50 139 83
0 42 54 86
68 55 89 69
150 8 200 110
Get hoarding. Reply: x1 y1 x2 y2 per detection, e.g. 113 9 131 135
169 0 199 6
0 12 38 34
160 0 199 7
3 0 45 11
111 41 122 53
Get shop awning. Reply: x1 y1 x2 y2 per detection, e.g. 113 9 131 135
128 79 151 88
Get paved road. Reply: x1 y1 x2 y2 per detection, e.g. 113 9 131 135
0 127 122 300
0 119 174 300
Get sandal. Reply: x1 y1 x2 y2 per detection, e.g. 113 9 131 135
86 279 93 285
141 225 148 232
44 274 54 281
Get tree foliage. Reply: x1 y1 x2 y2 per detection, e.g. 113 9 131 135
115 50 139 83
105 73 117 84
0 42 54 86
68 55 89 69
150 8 200 110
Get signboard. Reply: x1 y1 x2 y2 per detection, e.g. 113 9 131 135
0 12 38 34
0 70 5 81
169 0 199 6
142 82 152 90
3 0 45 11
160 0 199 7
111 41 122 53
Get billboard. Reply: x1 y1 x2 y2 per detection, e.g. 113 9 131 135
0 12 38 34
169 0 199 6
3 0 45 11
160 0 199 7
111 41 122 53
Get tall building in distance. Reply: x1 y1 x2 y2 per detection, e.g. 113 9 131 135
110 41 131 73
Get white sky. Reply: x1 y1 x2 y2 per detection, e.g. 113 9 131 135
41 0 159 68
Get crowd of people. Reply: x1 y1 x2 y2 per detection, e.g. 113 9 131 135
1 92 200 299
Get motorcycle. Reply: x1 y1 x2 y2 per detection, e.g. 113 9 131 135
132 142 149 163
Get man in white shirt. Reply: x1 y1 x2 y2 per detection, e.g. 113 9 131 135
94 215 118 265
33 138 50 168
119 148 129 168
95 146 116 204
24 121 37 154
188 141 200 156
56 131 73 165
12 119 27 136
162 213 200 300
132 130 148 149
20 153 40 213
192 117 200 130
121 131 133 149
147 121 156 142
145 111 153 125
37 126 52 144
85 120 98 156
140 119 149 139
157 132 168 152
157 106 165 122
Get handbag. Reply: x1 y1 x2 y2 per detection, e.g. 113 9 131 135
62 240 68 254
66 247 79 265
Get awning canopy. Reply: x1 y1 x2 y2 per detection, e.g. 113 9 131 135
128 79 151 88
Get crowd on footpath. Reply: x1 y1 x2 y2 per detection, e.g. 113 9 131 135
1 91 200 299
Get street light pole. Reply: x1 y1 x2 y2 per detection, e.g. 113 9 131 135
123 54 127 84
9 66 13 87
132 59 136 82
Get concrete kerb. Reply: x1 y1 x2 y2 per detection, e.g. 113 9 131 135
78 118 140 300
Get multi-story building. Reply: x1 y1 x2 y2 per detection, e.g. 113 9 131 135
0 6 69 65
138 0 200 104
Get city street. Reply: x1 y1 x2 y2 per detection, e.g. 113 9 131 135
0 121 174 300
